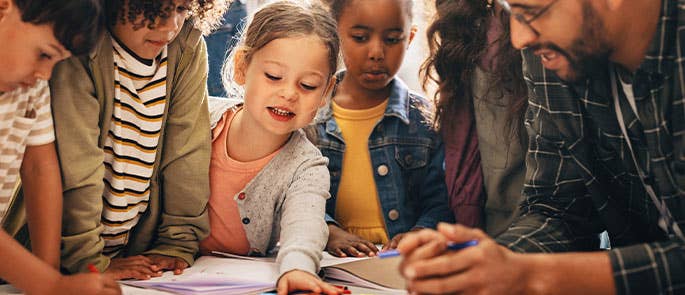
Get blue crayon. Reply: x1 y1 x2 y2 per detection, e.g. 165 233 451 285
377 239 479 259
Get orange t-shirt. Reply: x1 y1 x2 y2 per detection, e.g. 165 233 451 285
200 108 280 255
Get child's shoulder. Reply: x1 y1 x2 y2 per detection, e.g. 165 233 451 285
403 89 435 126
208 96 242 129
287 129 325 159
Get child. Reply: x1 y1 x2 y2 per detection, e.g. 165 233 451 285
49 0 227 279
200 1 341 294
0 0 120 294
314 0 453 257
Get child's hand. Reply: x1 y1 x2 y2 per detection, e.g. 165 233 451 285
382 232 407 251
382 228 423 251
326 224 378 257
276 270 341 295
147 254 189 275
105 255 162 280
29 273 122 295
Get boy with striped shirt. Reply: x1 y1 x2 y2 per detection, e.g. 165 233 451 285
50 0 227 279
0 0 120 294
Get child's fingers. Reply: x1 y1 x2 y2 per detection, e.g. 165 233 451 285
276 277 288 295
101 275 122 295
345 245 362 257
173 259 188 275
318 281 343 295
363 240 378 253
354 242 376 256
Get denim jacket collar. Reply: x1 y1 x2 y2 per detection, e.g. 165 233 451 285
320 71 412 140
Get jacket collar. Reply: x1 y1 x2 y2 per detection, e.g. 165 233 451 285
320 71 412 125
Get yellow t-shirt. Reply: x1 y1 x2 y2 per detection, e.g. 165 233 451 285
332 99 389 244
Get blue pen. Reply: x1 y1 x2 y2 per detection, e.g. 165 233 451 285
377 239 478 259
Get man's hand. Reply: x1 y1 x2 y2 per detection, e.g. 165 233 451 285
398 223 529 295
326 224 378 257
104 255 162 280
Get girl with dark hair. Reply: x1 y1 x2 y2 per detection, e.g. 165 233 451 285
423 0 527 236
314 0 453 258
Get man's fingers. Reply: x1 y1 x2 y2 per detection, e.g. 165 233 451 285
407 267 474 295
405 249 474 280
437 223 487 242
397 228 443 255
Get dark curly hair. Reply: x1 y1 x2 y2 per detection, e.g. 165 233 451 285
422 0 526 139
105 0 228 35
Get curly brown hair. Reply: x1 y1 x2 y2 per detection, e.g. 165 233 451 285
105 0 228 35
422 0 526 139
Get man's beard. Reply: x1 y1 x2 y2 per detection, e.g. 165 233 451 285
531 1 612 82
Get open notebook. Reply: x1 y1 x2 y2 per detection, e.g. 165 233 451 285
211 251 406 292
121 256 278 295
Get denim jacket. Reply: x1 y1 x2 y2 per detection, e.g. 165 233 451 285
312 74 453 239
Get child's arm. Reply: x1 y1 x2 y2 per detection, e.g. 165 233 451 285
277 154 330 277
384 114 455 250
0 229 121 295
50 56 109 273
142 33 211 267
411 133 455 229
276 153 341 294
20 143 62 269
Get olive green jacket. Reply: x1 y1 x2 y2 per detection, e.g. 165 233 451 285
50 22 211 274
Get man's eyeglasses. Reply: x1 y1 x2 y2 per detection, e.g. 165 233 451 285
495 0 561 36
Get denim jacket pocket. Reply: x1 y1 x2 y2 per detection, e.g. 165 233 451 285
395 145 430 169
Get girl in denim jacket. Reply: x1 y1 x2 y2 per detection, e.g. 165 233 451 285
312 0 453 257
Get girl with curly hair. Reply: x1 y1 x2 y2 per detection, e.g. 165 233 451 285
423 0 527 236
50 0 227 279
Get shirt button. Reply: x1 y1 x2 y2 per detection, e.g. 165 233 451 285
377 164 389 176
388 209 400 221
405 154 414 165
238 192 246 200
242 217 250 224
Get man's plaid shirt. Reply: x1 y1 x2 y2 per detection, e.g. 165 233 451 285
495 1 685 293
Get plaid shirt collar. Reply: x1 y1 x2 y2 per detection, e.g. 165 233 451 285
638 0 676 77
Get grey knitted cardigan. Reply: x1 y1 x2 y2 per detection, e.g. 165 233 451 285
208 97 330 276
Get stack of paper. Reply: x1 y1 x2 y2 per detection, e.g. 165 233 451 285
320 254 405 292
121 256 278 295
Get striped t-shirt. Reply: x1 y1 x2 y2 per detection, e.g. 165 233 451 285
0 80 54 220
101 38 168 256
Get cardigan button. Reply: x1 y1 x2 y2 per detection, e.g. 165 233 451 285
377 164 389 176
388 209 400 221
238 192 246 200
242 217 250 224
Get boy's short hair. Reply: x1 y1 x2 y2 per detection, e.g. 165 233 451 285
15 0 103 55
